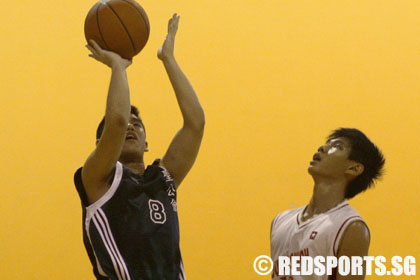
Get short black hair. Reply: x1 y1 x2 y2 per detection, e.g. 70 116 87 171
327 128 385 199
96 105 145 139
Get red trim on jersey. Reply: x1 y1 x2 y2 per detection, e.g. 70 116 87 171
297 203 350 229
332 215 361 256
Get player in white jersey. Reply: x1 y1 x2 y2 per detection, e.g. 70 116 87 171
271 128 385 280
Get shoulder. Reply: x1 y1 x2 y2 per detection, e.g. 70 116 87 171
158 160 175 182
74 162 125 208
344 220 370 237
272 207 303 229
145 159 174 182
332 203 370 256
141 159 176 193
342 201 364 217
74 166 83 184
74 167 88 206
328 201 366 228
335 202 369 236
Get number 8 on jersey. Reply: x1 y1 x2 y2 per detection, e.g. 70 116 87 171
149 199 167 224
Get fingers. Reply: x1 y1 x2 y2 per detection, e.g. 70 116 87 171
85 40 104 57
168 13 176 28
89 40 103 52
86 44 97 60
168 13 180 35
85 44 95 55
87 51 100 62
85 40 96 57
171 13 179 23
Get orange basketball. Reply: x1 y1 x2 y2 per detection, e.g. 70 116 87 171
84 0 150 59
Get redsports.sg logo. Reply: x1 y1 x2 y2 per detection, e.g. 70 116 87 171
253 255 416 277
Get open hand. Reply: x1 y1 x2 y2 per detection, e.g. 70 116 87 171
86 40 132 69
158 13 180 61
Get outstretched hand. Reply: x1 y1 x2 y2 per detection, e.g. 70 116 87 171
158 13 180 61
86 40 132 69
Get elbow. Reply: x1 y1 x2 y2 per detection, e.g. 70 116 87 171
195 112 206 131
106 113 129 129
185 111 205 132
196 119 205 133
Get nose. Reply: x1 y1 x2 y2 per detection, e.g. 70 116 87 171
127 122 134 130
318 145 326 153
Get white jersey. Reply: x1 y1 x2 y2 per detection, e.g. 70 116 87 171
270 200 368 280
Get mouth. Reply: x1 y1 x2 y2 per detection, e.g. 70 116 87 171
125 133 137 141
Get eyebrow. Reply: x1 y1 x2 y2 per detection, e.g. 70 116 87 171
130 117 141 123
129 118 144 129
327 139 346 145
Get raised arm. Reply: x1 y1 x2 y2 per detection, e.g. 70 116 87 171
81 40 132 204
159 14 205 188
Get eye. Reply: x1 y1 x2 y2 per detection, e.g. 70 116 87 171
133 123 141 128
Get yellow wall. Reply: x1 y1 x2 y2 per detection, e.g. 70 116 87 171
0 0 419 279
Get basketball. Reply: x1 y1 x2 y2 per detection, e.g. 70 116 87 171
84 0 150 59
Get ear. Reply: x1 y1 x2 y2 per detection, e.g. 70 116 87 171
345 162 364 177
144 141 149 152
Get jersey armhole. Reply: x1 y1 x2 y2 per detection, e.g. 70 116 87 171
85 161 123 221
156 158 175 182
332 216 368 256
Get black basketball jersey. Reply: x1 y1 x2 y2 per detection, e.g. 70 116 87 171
74 160 186 280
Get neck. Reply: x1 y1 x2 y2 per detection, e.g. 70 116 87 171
120 159 145 175
302 177 347 222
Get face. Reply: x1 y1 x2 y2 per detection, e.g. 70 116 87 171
120 114 148 160
308 137 357 179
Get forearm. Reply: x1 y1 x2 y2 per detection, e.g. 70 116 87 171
158 14 204 186
82 40 133 202
105 65 131 125
162 57 205 129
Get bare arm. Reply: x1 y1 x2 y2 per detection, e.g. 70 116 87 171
81 41 132 204
335 221 370 280
159 14 205 188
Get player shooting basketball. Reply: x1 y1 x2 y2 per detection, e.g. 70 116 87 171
270 128 385 280
74 14 204 279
